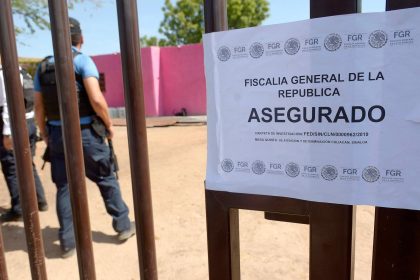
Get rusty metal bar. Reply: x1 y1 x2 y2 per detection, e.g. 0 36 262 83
206 189 355 279
115 1 158 279
203 2 233 279
309 203 355 280
386 0 420 10
0 224 8 280
47 1 96 279
213 191 309 215
264 212 310 224
0 0 47 279
310 0 360 18
204 0 228 33
204 0 358 279
372 208 420 280
309 2 358 279
205 190 240 280
371 3 420 279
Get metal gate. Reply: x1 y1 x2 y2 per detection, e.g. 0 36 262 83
204 0 420 279
0 0 157 279
0 0 419 279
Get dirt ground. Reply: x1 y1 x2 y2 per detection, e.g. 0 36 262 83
0 122 375 279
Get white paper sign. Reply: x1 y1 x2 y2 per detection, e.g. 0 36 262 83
204 8 420 210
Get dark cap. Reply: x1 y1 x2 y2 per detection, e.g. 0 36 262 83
69 17 82 35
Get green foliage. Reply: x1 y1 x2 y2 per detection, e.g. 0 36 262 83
159 0 204 46
227 0 270 29
12 0 49 34
144 0 269 46
140 36 169 47
12 0 102 35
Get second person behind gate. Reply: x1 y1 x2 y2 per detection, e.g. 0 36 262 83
0 57 49 222
33 17 135 258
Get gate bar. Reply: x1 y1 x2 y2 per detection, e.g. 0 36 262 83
372 2 420 278
205 189 355 279
116 1 158 278
47 1 96 278
386 0 420 10
0 226 7 280
204 0 227 33
0 0 47 279
310 0 360 17
372 208 420 279
309 3 358 279
203 2 236 279
203 0 357 279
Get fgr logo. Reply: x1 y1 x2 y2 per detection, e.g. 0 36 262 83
324 33 342 51
390 29 413 46
217 46 231 62
249 42 264 58
269 163 282 170
394 30 411 39
265 42 282 56
266 162 283 175
252 160 266 175
302 37 322 52
369 30 388 48
362 166 381 183
302 165 318 178
321 165 338 181
344 33 366 49
221 159 234 172
382 169 404 183
347 33 364 42
285 162 300 177
233 46 246 54
284 38 300 55
385 169 402 177
343 168 358 175
305 37 319 46
267 42 281 50
304 165 317 173
237 161 249 168
340 167 360 182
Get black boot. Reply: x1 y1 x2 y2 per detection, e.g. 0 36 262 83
0 210 22 222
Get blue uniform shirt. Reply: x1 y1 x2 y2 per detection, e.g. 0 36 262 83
34 46 99 126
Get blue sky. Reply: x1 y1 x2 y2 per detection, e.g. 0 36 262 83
15 0 385 58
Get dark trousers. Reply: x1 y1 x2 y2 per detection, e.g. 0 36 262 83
47 125 130 249
0 114 47 215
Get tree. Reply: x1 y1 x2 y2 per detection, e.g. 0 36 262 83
12 0 101 35
143 0 269 46
227 0 270 29
140 36 169 47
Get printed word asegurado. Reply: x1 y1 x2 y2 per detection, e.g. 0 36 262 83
248 106 385 123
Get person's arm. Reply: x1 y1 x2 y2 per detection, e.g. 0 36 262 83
76 54 114 139
34 92 47 143
2 99 13 150
83 77 114 139
32 64 48 143
0 68 11 149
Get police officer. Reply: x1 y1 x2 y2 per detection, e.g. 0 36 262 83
34 18 134 258
0 57 48 222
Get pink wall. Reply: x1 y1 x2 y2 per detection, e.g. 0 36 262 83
160 44 206 116
141 47 162 116
92 53 124 107
92 43 206 117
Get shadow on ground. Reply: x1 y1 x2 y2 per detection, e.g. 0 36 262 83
1 223 121 259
